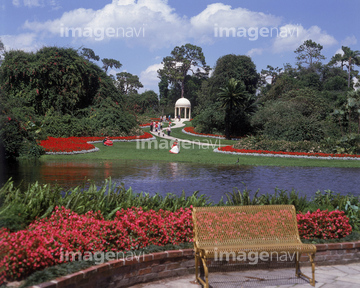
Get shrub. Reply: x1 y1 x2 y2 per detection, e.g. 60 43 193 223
297 209 352 240
0 206 193 280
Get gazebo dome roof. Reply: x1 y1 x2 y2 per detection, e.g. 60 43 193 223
175 97 191 107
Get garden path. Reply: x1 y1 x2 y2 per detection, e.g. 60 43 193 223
129 263 360 287
150 119 226 147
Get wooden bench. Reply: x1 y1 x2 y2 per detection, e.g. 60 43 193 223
192 205 316 287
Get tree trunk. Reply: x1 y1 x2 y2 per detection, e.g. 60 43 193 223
348 59 352 88
225 107 232 140
181 80 184 98
349 110 352 134
339 117 343 136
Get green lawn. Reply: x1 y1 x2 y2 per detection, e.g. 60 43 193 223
42 132 360 168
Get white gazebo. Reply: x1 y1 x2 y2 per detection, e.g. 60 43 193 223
174 98 191 120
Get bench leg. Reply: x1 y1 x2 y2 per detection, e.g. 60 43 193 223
296 252 316 286
194 253 199 283
295 252 300 278
310 253 316 286
200 257 210 288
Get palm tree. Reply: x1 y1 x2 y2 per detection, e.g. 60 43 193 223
342 46 360 88
217 78 249 139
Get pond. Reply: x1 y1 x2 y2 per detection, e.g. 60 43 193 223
2 159 360 202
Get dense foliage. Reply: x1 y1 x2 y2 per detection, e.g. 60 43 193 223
0 206 193 280
193 55 259 136
0 46 138 160
252 42 360 153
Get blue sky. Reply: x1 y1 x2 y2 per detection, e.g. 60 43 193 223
0 0 359 93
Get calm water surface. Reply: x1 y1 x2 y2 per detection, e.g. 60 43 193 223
2 159 360 202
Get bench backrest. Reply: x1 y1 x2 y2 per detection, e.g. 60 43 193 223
192 205 301 247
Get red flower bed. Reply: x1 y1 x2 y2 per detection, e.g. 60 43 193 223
0 207 193 281
297 209 352 240
217 145 360 159
0 206 352 281
39 132 153 153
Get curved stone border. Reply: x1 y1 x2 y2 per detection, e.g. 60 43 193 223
214 148 360 161
44 136 156 155
30 241 360 288
182 128 241 140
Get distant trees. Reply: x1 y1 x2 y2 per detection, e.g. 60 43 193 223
217 78 249 139
193 54 259 137
330 46 360 88
158 43 210 99
294 39 325 68
0 46 138 160
254 39 360 153
80 47 100 62
102 58 122 73
114 72 143 95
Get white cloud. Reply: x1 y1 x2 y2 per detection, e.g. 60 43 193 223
23 0 189 49
0 33 41 52
12 0 20 7
24 0 42 7
139 63 163 92
334 48 344 56
247 48 264 57
341 36 357 46
272 24 337 53
190 3 281 43
12 0 60 8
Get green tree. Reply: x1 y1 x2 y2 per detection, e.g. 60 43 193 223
158 74 170 105
80 47 100 62
342 46 360 88
101 58 122 73
261 65 282 85
294 40 325 68
115 72 143 95
1 47 116 115
210 54 259 95
158 43 210 99
0 38 4 64
217 78 249 139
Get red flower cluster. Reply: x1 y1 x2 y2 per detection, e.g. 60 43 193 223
297 209 352 240
0 206 193 281
0 206 354 281
39 133 153 152
218 145 360 159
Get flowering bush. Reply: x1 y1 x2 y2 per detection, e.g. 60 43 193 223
39 132 153 152
297 209 352 240
217 145 360 159
0 206 353 281
0 206 193 281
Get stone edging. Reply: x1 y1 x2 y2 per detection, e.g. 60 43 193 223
30 241 360 288
44 137 156 155
213 147 360 161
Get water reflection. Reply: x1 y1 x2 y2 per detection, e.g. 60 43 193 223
2 159 360 202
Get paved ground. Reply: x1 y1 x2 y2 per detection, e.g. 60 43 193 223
149 119 225 147
129 263 360 287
